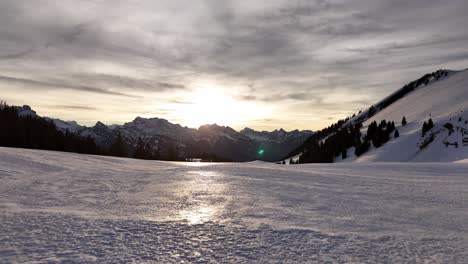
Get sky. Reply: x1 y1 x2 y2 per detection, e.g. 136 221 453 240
1 0 468 131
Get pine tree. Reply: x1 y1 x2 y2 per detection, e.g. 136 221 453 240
355 140 370 157
422 118 434 136
394 129 400 138
422 121 428 136
427 118 434 130
289 158 293 165
402 116 407 126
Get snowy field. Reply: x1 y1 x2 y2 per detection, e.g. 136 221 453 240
1 147 468 263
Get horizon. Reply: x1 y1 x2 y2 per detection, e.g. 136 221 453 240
9 67 464 132
16 103 313 133
2 1 468 131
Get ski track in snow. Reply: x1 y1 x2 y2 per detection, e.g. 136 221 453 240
1 147 468 263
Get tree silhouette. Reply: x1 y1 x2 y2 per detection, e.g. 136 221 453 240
0 101 102 155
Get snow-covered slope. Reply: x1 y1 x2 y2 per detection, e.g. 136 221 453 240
364 69 466 127
289 68 468 163
345 69 455 126
1 147 468 262
349 69 468 162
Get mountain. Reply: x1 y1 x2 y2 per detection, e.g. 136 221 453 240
240 127 313 161
12 107 312 162
287 68 468 163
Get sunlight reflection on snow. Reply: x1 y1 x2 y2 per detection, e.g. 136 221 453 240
178 170 225 224
180 206 216 224
181 162 216 167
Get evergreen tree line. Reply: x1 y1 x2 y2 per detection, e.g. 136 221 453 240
299 123 361 163
298 117 405 163
0 101 101 155
286 116 352 159
0 101 161 160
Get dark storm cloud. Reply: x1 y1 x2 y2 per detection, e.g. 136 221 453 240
1 0 468 128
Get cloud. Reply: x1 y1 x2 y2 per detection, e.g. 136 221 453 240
0 75 138 98
50 105 98 110
69 74 187 92
1 0 468 130
0 48 35 60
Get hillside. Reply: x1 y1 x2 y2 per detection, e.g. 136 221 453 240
288 68 468 163
349 69 468 162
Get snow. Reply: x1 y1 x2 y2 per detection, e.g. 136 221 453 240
49 118 82 133
335 69 468 163
240 127 313 143
1 147 468 262
16 105 36 117
364 70 467 127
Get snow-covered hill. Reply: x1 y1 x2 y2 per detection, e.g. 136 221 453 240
1 147 468 262
289 68 468 163
348 69 468 162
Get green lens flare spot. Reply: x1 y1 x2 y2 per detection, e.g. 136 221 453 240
258 149 265 155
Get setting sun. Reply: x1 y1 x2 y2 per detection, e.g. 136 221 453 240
170 86 270 128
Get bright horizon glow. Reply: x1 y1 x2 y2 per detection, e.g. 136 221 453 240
165 86 272 129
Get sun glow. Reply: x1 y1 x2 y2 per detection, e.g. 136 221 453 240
172 86 269 129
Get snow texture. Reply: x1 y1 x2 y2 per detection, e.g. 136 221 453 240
335 69 468 163
1 147 468 263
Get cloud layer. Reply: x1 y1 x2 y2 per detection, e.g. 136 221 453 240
1 0 468 130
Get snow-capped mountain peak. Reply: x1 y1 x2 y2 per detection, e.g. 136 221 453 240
241 127 313 143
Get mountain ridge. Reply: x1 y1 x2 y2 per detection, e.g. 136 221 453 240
286 68 468 163
15 106 313 162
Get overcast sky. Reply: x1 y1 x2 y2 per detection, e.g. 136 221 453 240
1 0 468 131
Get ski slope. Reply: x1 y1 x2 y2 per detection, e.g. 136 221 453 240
341 69 468 162
1 147 468 262
365 69 468 127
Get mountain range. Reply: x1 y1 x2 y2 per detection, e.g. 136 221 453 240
16 106 313 162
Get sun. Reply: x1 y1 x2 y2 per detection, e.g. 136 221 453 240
173 86 269 129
